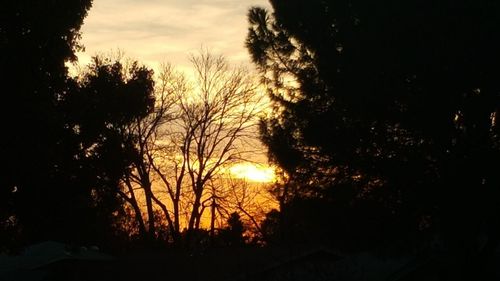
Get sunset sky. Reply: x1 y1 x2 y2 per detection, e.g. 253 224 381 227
76 0 274 182
77 0 270 73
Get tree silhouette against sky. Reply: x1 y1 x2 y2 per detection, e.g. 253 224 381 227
247 0 500 264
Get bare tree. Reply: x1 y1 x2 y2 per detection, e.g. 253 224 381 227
152 51 264 242
118 64 180 241
118 51 266 246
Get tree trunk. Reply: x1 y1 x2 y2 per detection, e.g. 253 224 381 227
188 199 200 231
173 203 180 232
121 178 148 239
210 197 216 242
143 182 156 240
130 196 147 238
188 181 203 231
150 193 177 243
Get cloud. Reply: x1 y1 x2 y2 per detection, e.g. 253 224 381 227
77 0 270 72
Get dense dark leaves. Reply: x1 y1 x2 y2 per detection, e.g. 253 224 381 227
62 58 156 240
0 1 156 251
0 0 93 250
248 0 500 255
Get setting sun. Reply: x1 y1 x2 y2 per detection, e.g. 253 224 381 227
229 163 275 183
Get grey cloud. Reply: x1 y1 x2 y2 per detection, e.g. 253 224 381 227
79 0 270 71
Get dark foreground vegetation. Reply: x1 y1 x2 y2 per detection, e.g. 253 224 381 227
1 1 500 280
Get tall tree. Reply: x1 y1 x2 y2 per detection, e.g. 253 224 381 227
119 51 264 246
0 0 93 248
0 1 158 250
118 63 180 242
247 0 500 256
179 52 262 235
62 56 156 245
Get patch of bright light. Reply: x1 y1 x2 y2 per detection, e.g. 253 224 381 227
229 163 275 183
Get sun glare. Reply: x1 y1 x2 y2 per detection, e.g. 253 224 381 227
229 163 275 183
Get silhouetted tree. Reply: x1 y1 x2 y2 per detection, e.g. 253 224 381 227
218 212 245 247
62 56 156 246
0 1 94 248
260 209 280 244
247 0 500 262
132 51 265 247
0 0 158 250
118 63 180 243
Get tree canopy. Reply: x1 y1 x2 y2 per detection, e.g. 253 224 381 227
1 0 93 248
247 0 500 254
0 1 158 250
